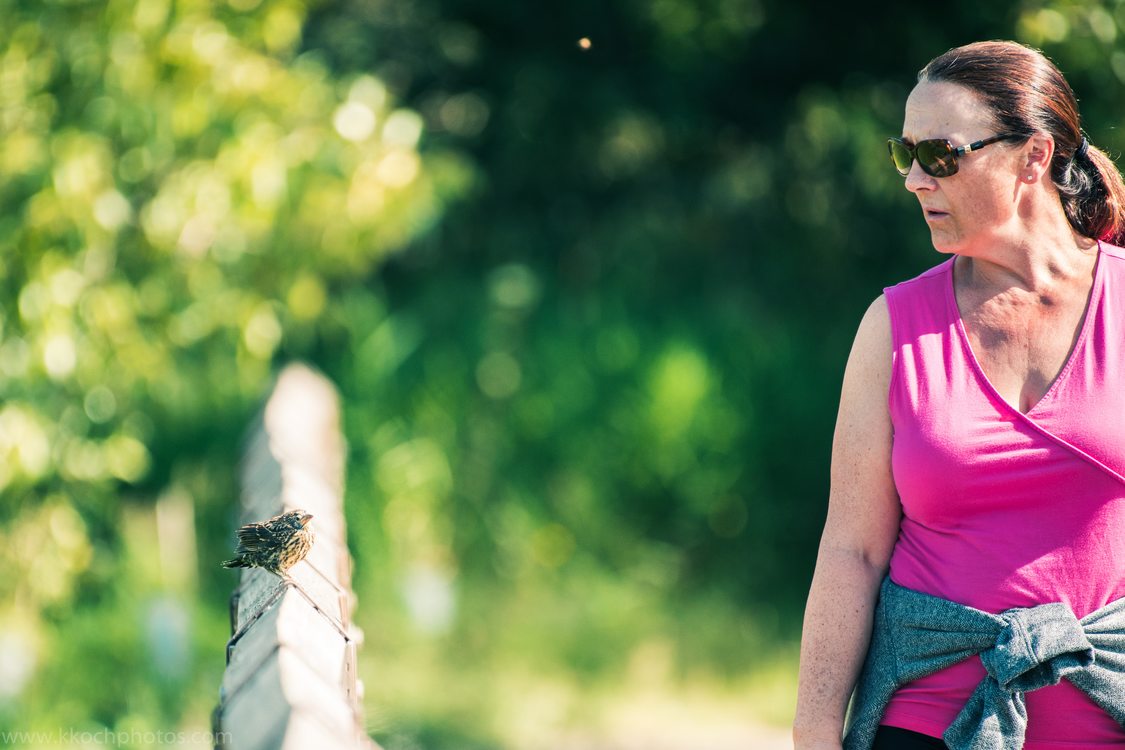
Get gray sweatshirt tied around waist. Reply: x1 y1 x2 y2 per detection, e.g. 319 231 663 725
842 575 1125 750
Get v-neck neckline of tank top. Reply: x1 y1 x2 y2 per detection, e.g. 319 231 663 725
945 241 1104 419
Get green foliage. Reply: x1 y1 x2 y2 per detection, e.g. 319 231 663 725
0 0 466 738
6 0 1125 746
309 0 1125 744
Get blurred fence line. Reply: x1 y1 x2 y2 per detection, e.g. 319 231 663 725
213 363 376 749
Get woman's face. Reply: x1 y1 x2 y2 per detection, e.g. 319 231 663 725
901 81 1027 255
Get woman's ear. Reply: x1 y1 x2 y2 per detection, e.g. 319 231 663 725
1024 134 1055 179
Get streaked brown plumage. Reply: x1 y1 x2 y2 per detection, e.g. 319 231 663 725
222 509 314 575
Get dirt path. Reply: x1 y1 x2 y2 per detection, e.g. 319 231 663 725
543 686 793 750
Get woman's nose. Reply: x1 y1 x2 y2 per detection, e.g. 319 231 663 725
904 159 937 193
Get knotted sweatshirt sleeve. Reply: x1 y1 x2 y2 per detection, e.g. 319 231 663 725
842 575 1125 750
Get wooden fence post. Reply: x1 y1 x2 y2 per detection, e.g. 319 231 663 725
214 363 377 750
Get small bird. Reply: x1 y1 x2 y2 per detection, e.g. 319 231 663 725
222 509 314 576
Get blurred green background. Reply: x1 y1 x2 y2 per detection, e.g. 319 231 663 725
3 0 1124 747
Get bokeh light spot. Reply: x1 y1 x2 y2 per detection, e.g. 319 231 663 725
382 109 424 148
376 150 420 188
488 263 540 310
243 305 283 358
287 274 327 320
105 434 151 482
84 385 118 423
93 189 133 230
334 101 377 142
44 333 78 378
477 351 522 399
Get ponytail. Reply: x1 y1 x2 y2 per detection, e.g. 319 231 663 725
1064 143 1125 246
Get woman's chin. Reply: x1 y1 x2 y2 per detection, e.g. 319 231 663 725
927 229 961 255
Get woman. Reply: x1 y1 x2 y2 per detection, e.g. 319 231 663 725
792 41 1125 750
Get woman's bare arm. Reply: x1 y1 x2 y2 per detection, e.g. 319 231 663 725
792 295 903 749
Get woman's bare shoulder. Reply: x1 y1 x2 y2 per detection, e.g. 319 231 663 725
847 294 893 389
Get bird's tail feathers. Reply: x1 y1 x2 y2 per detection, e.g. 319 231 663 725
222 558 249 568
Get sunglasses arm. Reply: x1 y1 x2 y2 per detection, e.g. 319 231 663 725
957 133 1022 156
956 140 989 156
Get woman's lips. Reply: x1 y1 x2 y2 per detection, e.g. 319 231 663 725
924 208 950 220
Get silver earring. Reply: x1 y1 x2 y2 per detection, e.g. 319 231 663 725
1025 175 1034 182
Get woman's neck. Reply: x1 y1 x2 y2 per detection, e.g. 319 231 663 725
958 201 1098 295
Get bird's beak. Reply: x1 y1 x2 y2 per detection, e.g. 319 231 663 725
300 513 313 526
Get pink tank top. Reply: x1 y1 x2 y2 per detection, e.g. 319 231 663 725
881 241 1125 746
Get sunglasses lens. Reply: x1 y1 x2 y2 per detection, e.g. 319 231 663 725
888 140 913 176
916 139 957 177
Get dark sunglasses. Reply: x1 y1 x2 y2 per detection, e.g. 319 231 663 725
887 133 1024 177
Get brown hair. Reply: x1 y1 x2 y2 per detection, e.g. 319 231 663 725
919 40 1125 245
